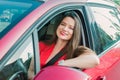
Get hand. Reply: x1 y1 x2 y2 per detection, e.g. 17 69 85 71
58 60 65 65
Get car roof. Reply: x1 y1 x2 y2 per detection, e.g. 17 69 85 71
0 0 115 60
87 0 115 6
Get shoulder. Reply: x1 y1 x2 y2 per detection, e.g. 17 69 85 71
39 41 48 51
39 41 46 46
39 41 45 47
39 41 55 50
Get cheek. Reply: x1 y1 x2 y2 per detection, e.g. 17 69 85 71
69 31 73 39
69 30 74 35
56 25 63 32
69 30 74 36
67 30 73 40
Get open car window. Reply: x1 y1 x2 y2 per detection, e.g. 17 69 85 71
38 10 84 46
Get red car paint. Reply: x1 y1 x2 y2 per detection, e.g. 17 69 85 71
84 45 120 80
34 66 89 80
0 0 120 80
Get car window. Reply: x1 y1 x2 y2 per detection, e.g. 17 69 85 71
90 6 120 52
0 35 34 80
0 1 42 39
38 11 83 45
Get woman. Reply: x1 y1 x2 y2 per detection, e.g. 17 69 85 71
39 11 99 68
28 11 99 80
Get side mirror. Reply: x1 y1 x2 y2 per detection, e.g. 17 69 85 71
34 66 89 80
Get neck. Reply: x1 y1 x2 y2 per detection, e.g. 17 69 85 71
55 39 68 50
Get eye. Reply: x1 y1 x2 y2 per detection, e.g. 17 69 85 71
69 26 74 30
60 22 66 26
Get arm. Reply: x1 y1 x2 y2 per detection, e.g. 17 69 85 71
28 57 34 80
63 54 99 69
59 46 100 69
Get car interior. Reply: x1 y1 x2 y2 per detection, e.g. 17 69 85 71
0 10 85 80
38 11 84 46
0 58 29 80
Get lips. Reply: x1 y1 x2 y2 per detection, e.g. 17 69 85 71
60 31 67 36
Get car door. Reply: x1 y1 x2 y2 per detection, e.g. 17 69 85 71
84 3 120 80
33 2 90 79
0 34 36 80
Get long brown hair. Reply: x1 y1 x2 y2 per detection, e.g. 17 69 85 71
45 11 81 59
73 46 96 58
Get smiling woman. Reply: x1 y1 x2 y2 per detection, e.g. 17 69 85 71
28 10 99 80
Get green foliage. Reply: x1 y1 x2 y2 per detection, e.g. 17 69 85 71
113 0 120 5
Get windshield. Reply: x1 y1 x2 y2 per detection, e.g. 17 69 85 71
0 0 43 38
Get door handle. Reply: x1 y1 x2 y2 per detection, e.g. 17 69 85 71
96 76 106 80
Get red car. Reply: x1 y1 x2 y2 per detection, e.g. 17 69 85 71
0 0 120 80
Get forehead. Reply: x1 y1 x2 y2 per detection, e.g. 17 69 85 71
62 17 75 26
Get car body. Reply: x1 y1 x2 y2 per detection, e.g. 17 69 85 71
0 0 120 80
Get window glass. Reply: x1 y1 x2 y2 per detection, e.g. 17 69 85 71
0 1 42 38
0 35 34 80
90 6 120 51
0 4 31 32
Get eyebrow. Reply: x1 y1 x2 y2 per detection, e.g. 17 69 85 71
61 21 74 28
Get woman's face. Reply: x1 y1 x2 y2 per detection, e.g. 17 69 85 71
56 16 75 41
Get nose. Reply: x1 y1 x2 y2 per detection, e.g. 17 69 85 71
63 26 68 31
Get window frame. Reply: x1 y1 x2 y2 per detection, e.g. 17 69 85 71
87 3 120 55
32 3 88 72
0 26 37 70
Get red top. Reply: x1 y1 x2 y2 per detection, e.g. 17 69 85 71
39 42 66 68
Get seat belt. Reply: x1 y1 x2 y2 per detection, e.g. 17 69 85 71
43 50 65 68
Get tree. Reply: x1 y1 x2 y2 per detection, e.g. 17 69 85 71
112 0 120 5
